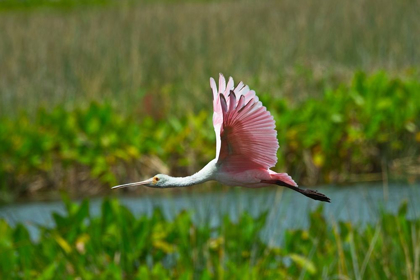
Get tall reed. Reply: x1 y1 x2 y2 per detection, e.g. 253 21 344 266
1 0 419 116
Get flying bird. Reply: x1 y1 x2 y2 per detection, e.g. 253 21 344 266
113 74 330 202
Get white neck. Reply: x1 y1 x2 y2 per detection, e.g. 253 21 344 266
162 159 217 188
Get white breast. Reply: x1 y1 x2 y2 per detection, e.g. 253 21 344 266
215 169 269 187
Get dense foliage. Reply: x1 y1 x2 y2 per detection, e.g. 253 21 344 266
270 71 420 184
0 198 418 279
1 72 419 200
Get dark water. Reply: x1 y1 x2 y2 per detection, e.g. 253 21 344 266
1 183 419 244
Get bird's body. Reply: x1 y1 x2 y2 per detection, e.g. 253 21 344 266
113 74 330 202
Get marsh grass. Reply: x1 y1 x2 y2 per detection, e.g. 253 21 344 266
1 0 419 116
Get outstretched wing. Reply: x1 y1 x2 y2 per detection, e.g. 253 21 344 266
210 74 279 172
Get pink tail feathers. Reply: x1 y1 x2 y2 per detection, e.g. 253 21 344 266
269 171 298 187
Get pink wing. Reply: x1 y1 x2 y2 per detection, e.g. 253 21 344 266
210 74 279 172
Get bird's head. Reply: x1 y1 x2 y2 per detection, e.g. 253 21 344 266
112 174 172 189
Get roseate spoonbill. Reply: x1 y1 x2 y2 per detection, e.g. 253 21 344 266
113 74 330 202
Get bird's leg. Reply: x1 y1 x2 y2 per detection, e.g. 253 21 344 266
261 180 331 203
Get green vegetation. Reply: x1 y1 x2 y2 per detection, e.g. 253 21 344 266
1 0 419 116
0 198 418 279
1 0 419 201
1 72 419 201
0 0 419 277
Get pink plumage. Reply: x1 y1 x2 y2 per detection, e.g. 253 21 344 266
210 74 328 202
210 74 278 172
113 74 330 202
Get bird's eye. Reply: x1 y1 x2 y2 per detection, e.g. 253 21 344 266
153 176 160 183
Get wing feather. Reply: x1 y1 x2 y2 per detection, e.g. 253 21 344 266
210 75 279 172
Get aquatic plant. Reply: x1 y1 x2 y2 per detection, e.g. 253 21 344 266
0 198 418 279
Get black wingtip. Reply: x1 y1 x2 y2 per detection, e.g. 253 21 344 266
300 189 331 203
264 180 331 203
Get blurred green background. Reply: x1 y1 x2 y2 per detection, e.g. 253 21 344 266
0 0 420 279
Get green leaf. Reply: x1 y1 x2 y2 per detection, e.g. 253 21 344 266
289 254 317 275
